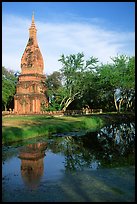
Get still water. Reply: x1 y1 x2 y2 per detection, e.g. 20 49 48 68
2 122 135 202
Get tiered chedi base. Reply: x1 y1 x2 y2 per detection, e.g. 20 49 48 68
14 73 48 114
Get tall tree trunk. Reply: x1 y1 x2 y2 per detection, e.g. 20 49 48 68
114 94 119 112
4 105 7 111
118 98 123 112
62 98 74 111
61 92 80 112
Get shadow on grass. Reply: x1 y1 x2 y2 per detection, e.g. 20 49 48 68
2 127 23 145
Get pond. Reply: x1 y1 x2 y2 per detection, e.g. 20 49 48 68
2 122 135 202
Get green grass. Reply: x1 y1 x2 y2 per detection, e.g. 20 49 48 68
2 115 105 144
2 112 134 145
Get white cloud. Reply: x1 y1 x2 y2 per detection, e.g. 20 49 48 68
2 14 135 74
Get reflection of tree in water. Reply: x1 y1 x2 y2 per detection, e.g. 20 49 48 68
63 136 100 171
18 142 47 189
49 122 135 171
48 134 101 171
95 122 135 167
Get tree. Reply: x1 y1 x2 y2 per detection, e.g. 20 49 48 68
71 70 100 110
96 63 116 111
111 55 135 112
2 66 18 111
58 53 98 111
96 55 135 112
46 54 135 113
45 71 63 110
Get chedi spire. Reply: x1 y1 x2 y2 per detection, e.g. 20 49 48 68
21 13 44 75
29 12 37 39
32 12 35 25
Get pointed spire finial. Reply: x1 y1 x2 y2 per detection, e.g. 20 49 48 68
32 11 34 23
29 12 37 38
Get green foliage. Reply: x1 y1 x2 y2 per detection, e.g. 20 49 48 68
44 53 135 112
110 55 135 89
46 71 62 91
58 53 99 111
2 66 18 110
95 55 135 112
45 71 63 110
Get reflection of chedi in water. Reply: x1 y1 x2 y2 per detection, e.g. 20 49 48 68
19 142 47 189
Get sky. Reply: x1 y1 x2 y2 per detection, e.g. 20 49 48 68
2 2 135 75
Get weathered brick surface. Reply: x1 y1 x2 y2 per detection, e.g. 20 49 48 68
14 14 48 114
21 14 44 75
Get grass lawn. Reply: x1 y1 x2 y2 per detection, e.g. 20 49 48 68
2 112 134 145
2 115 105 144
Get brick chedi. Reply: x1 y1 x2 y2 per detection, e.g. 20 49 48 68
14 13 48 114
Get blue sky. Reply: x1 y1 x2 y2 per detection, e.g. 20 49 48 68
2 2 135 74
